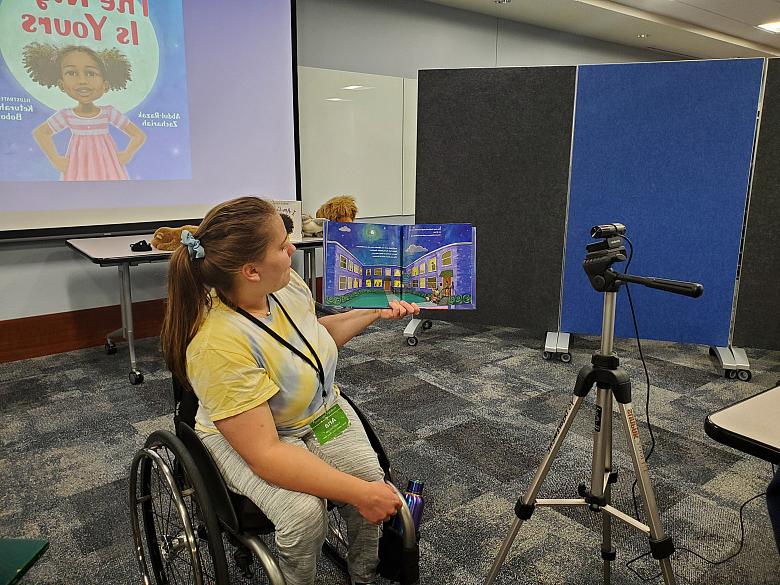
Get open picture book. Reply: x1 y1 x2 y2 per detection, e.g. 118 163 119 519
323 222 476 309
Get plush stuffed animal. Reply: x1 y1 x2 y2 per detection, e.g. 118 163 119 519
151 224 200 251
301 213 326 237
316 195 358 222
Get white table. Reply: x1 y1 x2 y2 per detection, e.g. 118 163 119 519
705 383 780 464
67 234 323 384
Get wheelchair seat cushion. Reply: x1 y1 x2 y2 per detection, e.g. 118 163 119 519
229 491 276 534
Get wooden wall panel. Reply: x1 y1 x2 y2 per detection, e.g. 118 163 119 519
0 300 165 363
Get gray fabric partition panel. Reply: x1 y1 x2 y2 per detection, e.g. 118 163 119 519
733 59 780 350
414 67 575 332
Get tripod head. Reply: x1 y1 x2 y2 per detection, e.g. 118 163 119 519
584 223 703 298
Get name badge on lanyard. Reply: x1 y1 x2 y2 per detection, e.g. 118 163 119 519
310 403 350 444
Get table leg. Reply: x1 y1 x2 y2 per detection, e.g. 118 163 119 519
118 263 143 384
303 248 311 293
106 267 127 350
308 248 318 300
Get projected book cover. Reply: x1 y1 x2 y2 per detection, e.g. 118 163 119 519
0 0 191 181
324 221 476 309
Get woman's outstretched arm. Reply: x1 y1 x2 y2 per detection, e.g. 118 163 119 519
318 300 419 347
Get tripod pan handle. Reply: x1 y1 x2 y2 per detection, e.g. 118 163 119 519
639 277 703 298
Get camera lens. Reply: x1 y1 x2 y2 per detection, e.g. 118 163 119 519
591 223 626 238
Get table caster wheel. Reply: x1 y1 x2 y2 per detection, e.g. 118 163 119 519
422 320 433 330
737 369 752 382
725 369 737 380
406 336 418 347
105 341 117 355
560 353 572 363
129 370 144 385
542 351 553 360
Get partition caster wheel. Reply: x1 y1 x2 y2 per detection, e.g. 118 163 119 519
406 336 418 347
725 369 737 380
422 320 433 330
105 341 117 355
737 369 752 382
560 353 572 363
542 351 553 360
129 370 144 385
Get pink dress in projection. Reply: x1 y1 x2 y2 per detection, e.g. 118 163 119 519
47 105 130 181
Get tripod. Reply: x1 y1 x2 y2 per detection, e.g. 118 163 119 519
485 224 703 585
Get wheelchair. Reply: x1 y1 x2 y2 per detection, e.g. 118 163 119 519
129 380 420 584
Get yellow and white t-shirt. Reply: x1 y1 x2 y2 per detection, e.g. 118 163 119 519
187 270 339 436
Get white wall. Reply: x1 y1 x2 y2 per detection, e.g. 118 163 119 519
0 0 664 321
296 0 661 75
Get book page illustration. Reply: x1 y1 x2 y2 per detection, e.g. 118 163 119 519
324 221 476 310
403 223 475 309
323 221 403 308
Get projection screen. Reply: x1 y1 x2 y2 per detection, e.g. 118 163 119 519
0 0 299 240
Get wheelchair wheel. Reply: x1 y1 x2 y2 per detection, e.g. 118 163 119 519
130 430 229 585
323 504 350 572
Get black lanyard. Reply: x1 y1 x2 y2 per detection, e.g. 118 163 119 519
235 294 326 398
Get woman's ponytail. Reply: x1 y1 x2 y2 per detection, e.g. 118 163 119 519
160 245 208 391
160 196 278 391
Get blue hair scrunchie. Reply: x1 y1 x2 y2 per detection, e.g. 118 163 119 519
180 230 205 259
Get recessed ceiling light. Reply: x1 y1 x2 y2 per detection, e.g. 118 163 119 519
637 33 650 38
341 85 363 90
325 98 351 102
757 21 780 33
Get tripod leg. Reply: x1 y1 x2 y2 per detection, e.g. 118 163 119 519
601 391 615 585
617 402 676 585
484 396 586 585
587 386 616 585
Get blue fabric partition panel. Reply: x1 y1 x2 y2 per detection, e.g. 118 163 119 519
561 59 764 346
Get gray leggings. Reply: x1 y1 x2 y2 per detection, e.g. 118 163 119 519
198 396 384 585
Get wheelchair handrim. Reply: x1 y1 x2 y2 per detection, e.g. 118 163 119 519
130 446 207 585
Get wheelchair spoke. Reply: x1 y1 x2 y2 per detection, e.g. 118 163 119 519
185 494 217 584
324 506 350 571
167 554 193 585
158 447 177 531
330 508 349 549
147 457 200 585
151 464 176 546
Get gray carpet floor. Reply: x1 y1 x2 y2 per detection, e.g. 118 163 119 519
1 317 779 584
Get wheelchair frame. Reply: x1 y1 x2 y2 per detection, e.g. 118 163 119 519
129 387 420 585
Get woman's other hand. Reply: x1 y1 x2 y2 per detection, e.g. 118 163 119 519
355 481 403 525
377 300 420 320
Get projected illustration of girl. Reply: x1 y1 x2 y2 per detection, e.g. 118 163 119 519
23 43 146 181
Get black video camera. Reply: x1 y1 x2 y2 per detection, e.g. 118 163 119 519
583 224 627 293
583 223 704 298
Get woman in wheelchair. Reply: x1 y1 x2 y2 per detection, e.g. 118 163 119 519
159 196 420 585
